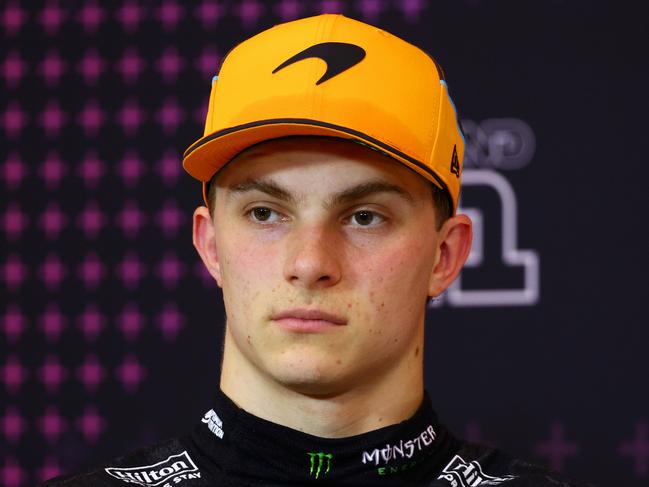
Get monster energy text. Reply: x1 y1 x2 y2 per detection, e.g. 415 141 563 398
361 424 436 466
307 452 333 479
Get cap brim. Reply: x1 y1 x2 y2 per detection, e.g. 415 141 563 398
182 118 449 207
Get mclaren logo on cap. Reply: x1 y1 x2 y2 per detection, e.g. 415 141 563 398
272 42 366 85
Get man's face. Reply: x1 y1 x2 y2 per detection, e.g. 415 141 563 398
209 137 442 395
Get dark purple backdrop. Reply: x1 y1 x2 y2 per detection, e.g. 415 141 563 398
2 1 647 486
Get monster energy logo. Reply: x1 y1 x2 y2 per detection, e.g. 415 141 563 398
307 452 333 479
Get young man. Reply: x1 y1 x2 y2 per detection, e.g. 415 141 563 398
44 14 589 487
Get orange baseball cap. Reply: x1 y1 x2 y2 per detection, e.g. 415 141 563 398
182 13 465 213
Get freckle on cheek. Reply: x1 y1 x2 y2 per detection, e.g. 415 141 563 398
246 335 251 345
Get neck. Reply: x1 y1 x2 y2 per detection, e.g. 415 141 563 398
220 326 424 438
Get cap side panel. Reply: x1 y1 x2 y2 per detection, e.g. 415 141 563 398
203 78 218 137
440 82 464 211
429 79 446 186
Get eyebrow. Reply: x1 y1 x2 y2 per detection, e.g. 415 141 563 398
227 178 414 209
228 179 298 204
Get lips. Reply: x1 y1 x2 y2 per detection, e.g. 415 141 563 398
271 308 347 331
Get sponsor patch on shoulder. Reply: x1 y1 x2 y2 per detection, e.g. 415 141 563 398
104 451 201 486
437 455 516 486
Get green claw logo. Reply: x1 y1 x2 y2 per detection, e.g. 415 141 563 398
307 452 333 479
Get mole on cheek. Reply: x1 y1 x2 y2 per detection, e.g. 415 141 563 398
246 335 251 345
414 346 419 357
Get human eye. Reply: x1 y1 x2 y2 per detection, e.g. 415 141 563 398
245 206 286 224
347 209 387 227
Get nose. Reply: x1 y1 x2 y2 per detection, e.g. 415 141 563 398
283 223 342 290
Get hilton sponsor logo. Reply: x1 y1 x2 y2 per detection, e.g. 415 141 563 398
104 451 201 486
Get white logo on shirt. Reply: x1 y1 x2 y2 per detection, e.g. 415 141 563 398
361 424 437 466
104 451 201 486
437 455 516 486
202 409 224 439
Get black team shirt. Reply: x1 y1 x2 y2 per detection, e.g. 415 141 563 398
43 389 592 486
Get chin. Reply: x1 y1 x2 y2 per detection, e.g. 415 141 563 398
278 380 345 397
266 359 348 396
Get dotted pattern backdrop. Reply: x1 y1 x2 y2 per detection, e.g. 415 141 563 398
2 1 648 486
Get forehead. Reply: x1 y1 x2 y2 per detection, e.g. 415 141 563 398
213 136 431 195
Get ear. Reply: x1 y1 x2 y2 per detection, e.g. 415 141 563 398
192 205 223 287
428 213 473 297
